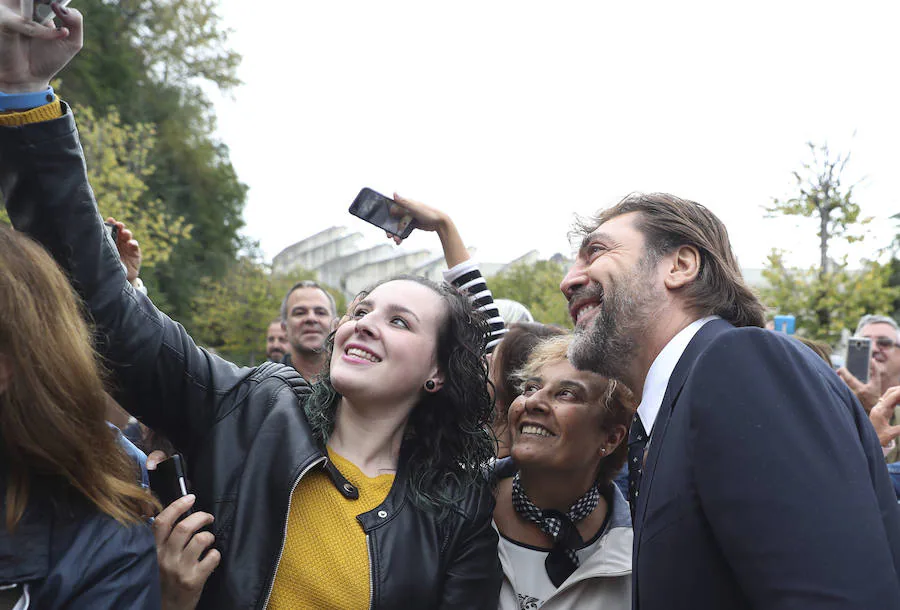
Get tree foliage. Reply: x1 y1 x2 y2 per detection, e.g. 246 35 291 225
489 260 572 328
119 0 242 91
56 0 246 319
78 106 191 269
889 216 900 320
0 107 191 273
188 252 285 366
766 142 870 277
761 142 897 344
762 251 898 344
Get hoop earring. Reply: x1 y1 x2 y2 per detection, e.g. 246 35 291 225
424 379 436 391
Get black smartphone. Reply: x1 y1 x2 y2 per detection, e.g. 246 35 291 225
33 0 70 22
104 221 119 243
349 188 416 239
148 454 194 514
845 337 872 384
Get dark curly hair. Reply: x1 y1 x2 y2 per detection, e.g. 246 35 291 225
304 275 495 515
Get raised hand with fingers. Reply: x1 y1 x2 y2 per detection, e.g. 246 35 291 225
106 216 143 284
837 359 885 414
387 193 469 267
870 386 900 448
0 0 82 94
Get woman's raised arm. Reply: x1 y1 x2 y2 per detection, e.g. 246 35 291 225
0 2 251 455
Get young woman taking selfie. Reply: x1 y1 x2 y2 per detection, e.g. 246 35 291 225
0 5 501 608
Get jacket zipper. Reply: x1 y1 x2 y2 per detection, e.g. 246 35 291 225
260 456 327 609
366 534 375 610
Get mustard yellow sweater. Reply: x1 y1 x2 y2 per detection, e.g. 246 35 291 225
0 97 62 126
268 450 395 609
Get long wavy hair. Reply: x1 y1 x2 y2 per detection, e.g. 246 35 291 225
305 275 495 515
0 226 157 531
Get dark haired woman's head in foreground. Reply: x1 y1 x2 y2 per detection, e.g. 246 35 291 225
306 275 495 513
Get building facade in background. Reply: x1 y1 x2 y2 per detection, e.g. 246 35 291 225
272 226 541 298
273 226 767 300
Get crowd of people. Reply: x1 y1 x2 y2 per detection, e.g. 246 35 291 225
2 4 900 610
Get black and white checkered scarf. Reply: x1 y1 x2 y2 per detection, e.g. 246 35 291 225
511 472 601 586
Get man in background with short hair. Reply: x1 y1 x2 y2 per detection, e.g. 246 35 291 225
839 314 900 460
857 314 900 392
265 318 289 362
280 280 338 382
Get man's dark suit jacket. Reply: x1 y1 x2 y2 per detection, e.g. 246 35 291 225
632 319 900 609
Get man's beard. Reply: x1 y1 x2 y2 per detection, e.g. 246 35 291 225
569 256 661 386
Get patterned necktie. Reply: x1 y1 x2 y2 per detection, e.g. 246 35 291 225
511 472 601 587
628 412 649 519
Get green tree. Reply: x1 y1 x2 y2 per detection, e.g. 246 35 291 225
489 260 572 328
55 0 247 320
78 106 191 270
767 143 871 276
888 214 900 320
762 251 897 344
120 0 242 92
0 107 190 273
189 253 283 366
761 143 898 343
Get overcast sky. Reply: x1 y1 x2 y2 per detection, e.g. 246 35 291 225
209 0 899 271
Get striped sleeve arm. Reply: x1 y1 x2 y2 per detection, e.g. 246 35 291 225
443 259 506 353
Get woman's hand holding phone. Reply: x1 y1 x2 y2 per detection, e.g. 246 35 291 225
147 453 219 610
387 194 449 237
152 494 220 610
386 194 470 268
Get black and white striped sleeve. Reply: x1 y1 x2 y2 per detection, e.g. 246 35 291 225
443 260 506 353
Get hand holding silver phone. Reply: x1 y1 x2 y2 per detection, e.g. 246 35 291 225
845 337 873 384
33 0 71 23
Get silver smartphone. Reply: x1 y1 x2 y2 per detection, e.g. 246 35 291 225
845 337 872 384
33 0 71 23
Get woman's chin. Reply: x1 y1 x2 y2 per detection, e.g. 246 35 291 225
509 444 550 468
329 369 357 395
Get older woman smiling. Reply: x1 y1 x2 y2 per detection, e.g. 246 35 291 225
492 335 636 610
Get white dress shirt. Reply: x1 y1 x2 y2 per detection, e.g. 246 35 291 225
636 316 720 436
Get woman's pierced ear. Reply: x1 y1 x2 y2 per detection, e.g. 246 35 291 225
424 379 436 391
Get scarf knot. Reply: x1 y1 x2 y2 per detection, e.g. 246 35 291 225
511 473 601 587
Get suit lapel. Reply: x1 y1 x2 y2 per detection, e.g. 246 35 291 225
633 318 733 542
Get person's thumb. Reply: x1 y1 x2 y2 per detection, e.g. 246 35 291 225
887 425 900 443
837 367 861 391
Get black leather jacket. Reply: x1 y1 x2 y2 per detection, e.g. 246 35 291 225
0 108 501 610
